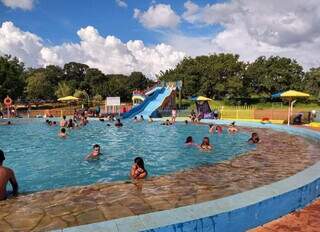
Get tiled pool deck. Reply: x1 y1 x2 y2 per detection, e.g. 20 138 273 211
0 125 319 231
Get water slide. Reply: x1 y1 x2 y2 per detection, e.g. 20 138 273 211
122 87 172 119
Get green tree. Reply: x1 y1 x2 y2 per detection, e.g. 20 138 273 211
304 68 320 99
0 55 25 100
55 81 74 98
26 71 55 99
63 62 89 90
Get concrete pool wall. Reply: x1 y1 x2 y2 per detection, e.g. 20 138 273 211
59 121 320 232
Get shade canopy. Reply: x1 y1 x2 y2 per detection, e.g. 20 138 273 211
190 96 213 101
272 90 310 99
271 90 310 126
57 96 79 101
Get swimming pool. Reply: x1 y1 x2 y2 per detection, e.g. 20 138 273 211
0 118 254 192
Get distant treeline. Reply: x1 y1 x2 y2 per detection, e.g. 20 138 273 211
159 54 320 104
0 55 155 103
0 54 319 104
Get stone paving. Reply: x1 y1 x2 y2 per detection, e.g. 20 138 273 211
0 127 319 231
250 198 320 232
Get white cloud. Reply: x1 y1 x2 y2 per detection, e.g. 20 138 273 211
115 0 127 8
1 0 34 10
0 21 185 78
134 4 180 29
169 0 320 69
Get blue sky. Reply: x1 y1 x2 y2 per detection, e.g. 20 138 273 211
0 0 223 46
0 0 319 76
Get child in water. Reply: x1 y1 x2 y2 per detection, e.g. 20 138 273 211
58 128 67 138
131 157 147 179
248 132 260 144
199 137 213 151
216 125 223 134
228 121 238 133
85 144 102 160
185 136 196 146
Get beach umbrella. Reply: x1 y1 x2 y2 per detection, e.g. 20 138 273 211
272 90 310 125
190 96 213 101
57 96 79 101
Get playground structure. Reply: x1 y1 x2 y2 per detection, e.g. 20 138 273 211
123 82 179 119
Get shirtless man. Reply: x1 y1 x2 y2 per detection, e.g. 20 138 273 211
0 150 18 200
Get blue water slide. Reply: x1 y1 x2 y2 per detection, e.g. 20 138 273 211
122 87 165 119
139 87 172 118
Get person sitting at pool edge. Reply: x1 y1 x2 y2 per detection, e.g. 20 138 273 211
0 150 18 201
248 132 260 144
85 144 102 160
115 118 123 127
131 157 147 180
199 137 213 151
59 128 67 138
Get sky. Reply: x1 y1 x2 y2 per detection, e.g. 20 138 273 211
1 0 320 78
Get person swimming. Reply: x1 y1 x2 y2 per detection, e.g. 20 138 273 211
209 124 215 133
248 132 260 144
0 150 18 201
59 128 67 138
115 118 123 127
185 136 196 146
133 116 139 122
60 115 68 127
148 116 153 123
161 119 172 126
228 121 238 133
130 157 147 180
85 144 102 160
140 115 144 121
199 137 213 151
185 120 188 125
216 125 223 134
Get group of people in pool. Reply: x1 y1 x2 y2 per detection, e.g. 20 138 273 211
85 144 147 179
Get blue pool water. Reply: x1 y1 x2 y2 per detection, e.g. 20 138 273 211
0 118 254 192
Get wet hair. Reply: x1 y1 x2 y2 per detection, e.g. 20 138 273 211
209 124 214 128
252 132 258 137
117 119 121 123
61 128 66 133
185 120 188 124
140 115 144 119
7 121 11 125
0 149 5 163
134 116 137 120
201 137 210 146
93 144 100 149
63 115 66 120
231 121 236 126
134 157 146 172
185 136 193 143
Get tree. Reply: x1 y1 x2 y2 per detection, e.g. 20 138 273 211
63 62 89 90
304 68 320 99
26 71 55 99
55 81 74 98
0 55 25 100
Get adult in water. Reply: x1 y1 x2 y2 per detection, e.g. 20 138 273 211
131 157 147 179
0 150 18 200
115 118 123 127
228 121 238 133
60 115 68 127
199 137 213 151
85 144 102 160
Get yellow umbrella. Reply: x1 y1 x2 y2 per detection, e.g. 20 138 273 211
272 90 310 125
57 96 79 101
195 96 213 101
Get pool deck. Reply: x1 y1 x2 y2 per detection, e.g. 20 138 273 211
250 197 320 232
0 126 319 231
